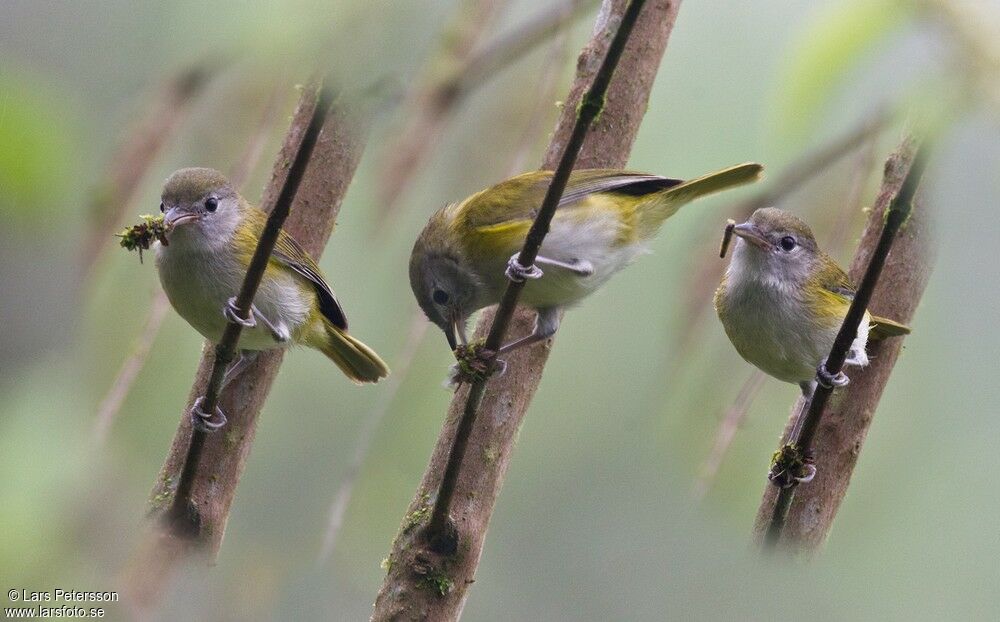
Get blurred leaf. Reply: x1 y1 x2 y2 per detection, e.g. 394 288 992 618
774 0 916 139
0 69 77 227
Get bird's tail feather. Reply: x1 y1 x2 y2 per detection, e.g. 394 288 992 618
311 318 389 384
870 315 911 340
638 162 764 233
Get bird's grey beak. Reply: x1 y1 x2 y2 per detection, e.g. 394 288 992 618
732 222 770 250
163 206 200 229
456 317 469 346
448 315 469 351
445 323 458 351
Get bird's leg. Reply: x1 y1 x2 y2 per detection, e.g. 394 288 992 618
787 381 816 440
221 350 259 390
816 358 850 389
252 305 290 343
190 397 227 432
505 253 594 282
505 254 544 283
188 350 260 432
224 296 257 328
223 297 290 344
533 255 594 277
499 307 560 354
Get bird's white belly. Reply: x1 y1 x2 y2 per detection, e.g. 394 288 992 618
519 211 645 309
155 242 310 350
721 277 870 385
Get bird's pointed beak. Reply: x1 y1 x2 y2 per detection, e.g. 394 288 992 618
732 222 770 250
163 206 200 229
447 315 468 352
455 316 469 346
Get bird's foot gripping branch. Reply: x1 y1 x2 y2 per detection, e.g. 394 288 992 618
768 444 816 488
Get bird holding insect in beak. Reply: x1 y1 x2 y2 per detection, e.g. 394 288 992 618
409 163 764 354
714 207 910 397
154 168 389 430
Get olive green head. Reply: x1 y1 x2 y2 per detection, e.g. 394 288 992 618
159 168 244 244
408 207 484 351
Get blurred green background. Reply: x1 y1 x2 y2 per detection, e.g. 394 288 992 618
2 0 998 619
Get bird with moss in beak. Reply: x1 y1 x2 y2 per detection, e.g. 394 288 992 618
715 207 910 398
154 168 389 430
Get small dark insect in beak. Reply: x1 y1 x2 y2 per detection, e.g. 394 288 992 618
720 219 736 258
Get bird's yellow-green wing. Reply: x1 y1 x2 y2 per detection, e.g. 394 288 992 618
809 254 858 326
812 253 911 338
271 228 348 329
455 169 683 257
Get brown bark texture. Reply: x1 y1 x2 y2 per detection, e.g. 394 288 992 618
124 84 373 608
371 2 680 620
751 136 935 551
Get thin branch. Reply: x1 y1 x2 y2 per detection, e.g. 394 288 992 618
732 109 891 217
227 83 288 190
504 4 575 176
372 1 679 618
375 0 506 218
693 370 767 501
93 293 171 445
82 61 216 278
826 134 879 252
759 135 931 549
92 85 286 446
316 314 428 566
375 0 596 222
449 0 598 98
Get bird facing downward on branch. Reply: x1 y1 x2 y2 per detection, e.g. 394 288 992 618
410 163 764 355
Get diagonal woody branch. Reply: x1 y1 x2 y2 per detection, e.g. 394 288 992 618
376 0 596 221
372 1 681 619
83 62 217 278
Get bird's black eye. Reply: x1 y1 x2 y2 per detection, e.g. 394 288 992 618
205 197 219 212
159 201 165 213
432 289 449 305
779 236 796 251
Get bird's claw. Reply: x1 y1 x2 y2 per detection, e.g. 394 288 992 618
793 464 817 484
190 396 227 432
768 444 816 488
224 297 256 328
493 358 507 377
817 361 849 389
505 255 543 283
